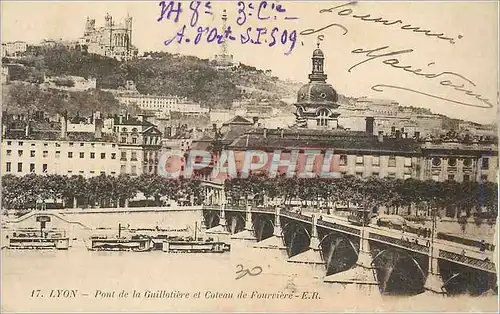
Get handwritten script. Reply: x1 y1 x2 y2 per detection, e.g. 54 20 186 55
300 2 493 109
157 0 299 56
235 264 262 280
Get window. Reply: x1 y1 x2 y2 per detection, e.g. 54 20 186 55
447 174 455 181
463 158 472 167
404 174 411 180
17 162 22 172
481 175 488 182
111 153 116 160
31 143 36 147
404 157 412 167
317 109 329 127
6 162 11 172
121 137 127 143
7 141 11 145
91 143 95 148
448 158 457 167
90 152 95 159
111 171 116 175
18 150 23 157
43 151 48 158
68 170 73 174
355 155 364 165
131 165 137 175
30 150 35 157
132 137 137 144
90 171 95 174
69 142 74 147
120 165 126 173
131 152 137 161
18 142 23 146
372 156 380 166
55 143 61 147
388 156 396 167
463 174 470 182
101 153 106 159
80 143 84 147
43 143 48 147
79 152 84 158
372 172 379 177
112 144 116 148
6 150 12 156
387 173 396 179
121 152 127 161
68 152 73 158
42 164 48 172
30 163 35 172
100 171 105 175
432 157 441 167
482 158 489 169
79 171 84 174
355 172 363 178
432 174 439 181
55 151 60 158
339 155 348 166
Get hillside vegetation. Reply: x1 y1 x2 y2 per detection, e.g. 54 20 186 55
3 47 300 109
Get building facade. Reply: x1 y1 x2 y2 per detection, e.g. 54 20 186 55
80 13 138 60
2 41 28 57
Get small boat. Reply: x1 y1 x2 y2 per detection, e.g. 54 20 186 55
88 224 152 252
5 229 69 250
162 222 231 253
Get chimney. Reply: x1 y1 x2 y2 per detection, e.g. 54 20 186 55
94 118 103 139
60 111 68 139
119 113 124 124
365 117 375 135
252 117 259 126
263 128 267 139
378 131 384 143
414 131 420 140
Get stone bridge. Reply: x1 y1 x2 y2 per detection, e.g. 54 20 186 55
202 204 497 296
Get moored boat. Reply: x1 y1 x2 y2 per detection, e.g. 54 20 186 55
5 229 69 250
161 222 231 253
88 224 152 252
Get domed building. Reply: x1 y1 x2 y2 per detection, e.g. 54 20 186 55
294 43 341 130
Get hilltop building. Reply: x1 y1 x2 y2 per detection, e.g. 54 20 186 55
80 13 138 60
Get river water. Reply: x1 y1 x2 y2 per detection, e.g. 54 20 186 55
2 241 498 313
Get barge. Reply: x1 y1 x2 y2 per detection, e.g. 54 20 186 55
88 223 152 252
5 229 69 250
161 222 231 253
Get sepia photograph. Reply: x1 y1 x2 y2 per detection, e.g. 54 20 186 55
1 1 499 312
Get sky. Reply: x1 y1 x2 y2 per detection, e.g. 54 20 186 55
2 1 499 124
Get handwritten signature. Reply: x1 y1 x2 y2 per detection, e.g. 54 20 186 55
235 264 262 280
299 2 493 109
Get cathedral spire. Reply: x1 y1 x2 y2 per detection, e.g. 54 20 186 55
308 41 327 83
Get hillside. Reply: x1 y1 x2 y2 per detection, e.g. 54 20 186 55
2 47 300 109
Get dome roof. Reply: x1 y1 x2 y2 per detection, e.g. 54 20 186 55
312 48 324 58
296 82 338 107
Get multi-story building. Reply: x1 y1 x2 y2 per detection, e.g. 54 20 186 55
80 13 138 60
1 114 119 178
2 41 28 57
112 113 162 175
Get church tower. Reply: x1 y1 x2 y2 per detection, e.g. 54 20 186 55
294 43 340 130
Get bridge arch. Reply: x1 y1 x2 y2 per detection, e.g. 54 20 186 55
254 214 275 242
371 248 427 295
319 232 359 276
227 213 246 235
282 222 311 258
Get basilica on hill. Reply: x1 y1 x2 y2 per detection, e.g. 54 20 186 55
193 44 497 184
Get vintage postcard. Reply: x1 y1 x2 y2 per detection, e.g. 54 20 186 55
1 0 499 312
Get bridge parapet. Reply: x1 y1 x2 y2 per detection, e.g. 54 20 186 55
438 249 496 273
317 220 361 236
281 209 312 223
369 232 430 254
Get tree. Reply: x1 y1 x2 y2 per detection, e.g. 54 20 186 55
62 175 88 209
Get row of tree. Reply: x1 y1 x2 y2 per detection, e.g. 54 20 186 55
1 174 204 210
224 174 498 219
